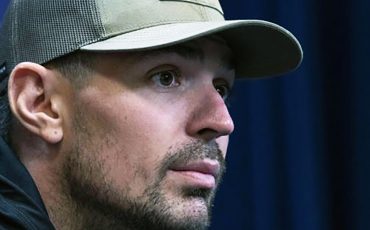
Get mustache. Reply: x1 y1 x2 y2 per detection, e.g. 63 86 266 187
157 140 226 182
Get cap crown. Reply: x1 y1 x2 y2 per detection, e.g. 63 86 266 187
0 0 225 71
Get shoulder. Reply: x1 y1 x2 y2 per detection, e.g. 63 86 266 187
0 137 55 230
0 176 55 230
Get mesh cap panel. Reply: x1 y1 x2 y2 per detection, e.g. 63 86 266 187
0 0 105 71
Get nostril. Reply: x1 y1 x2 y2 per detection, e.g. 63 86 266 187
197 128 223 141
197 128 215 136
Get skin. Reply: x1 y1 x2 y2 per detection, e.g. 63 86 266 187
8 37 235 230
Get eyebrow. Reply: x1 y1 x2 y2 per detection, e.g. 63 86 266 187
139 44 204 62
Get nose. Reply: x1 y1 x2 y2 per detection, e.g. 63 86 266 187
186 85 234 142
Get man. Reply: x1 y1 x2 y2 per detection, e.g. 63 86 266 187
0 0 302 229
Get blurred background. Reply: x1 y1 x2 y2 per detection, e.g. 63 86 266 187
213 1 370 230
1 0 369 230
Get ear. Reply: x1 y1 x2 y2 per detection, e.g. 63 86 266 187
8 62 63 144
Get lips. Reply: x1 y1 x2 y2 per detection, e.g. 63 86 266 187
168 159 221 188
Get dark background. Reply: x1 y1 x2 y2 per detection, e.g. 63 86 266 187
1 0 370 230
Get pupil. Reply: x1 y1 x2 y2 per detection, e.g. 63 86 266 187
161 72 173 85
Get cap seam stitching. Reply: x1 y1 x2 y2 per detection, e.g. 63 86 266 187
89 19 209 46
98 0 108 37
160 0 223 15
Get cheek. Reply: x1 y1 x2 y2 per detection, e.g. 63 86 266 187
74 88 183 195
216 136 229 158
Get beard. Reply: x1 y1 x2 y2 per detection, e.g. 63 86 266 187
58 113 226 230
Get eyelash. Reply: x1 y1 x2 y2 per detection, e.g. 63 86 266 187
150 69 181 89
149 66 232 103
214 80 232 103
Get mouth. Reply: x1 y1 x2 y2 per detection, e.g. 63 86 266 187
168 159 221 189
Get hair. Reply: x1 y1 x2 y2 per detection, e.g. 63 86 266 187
0 51 97 139
45 51 97 88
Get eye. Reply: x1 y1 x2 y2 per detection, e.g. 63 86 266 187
151 70 180 88
215 84 231 101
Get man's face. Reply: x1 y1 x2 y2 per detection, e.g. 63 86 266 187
59 37 235 230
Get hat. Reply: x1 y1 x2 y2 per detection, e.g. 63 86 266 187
0 0 303 78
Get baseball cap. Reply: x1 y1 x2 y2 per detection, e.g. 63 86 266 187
0 0 303 78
